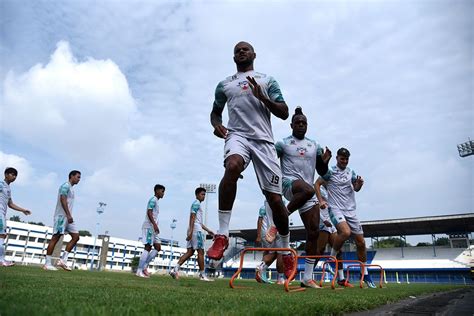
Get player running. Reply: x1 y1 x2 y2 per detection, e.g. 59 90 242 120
136 184 165 278
208 41 296 277
170 187 215 282
0 167 31 267
316 148 376 288
43 170 81 271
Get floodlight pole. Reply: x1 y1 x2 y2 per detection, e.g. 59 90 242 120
199 183 216 227
90 202 107 271
169 219 177 271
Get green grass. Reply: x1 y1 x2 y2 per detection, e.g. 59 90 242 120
0 266 465 315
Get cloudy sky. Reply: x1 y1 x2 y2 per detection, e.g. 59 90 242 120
1 0 472 246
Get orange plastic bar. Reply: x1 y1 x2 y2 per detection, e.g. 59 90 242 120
229 247 300 293
339 260 364 288
298 255 337 289
361 264 384 288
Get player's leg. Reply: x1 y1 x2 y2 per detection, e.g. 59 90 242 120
0 214 14 266
256 250 277 284
353 233 375 287
328 211 352 287
171 248 194 279
56 230 79 271
276 254 286 284
287 180 315 214
208 137 249 260
143 241 160 276
197 249 212 281
44 233 62 271
299 203 321 288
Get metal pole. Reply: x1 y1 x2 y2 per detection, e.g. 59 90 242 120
90 202 106 271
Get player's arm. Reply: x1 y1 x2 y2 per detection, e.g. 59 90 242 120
314 177 329 210
316 146 332 176
210 82 228 138
7 199 31 215
187 213 196 241
256 216 263 244
246 76 289 120
59 195 74 223
147 209 159 233
201 223 215 237
352 170 364 192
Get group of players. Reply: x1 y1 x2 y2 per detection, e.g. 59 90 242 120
0 40 375 288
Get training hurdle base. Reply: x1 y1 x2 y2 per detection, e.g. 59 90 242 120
229 247 300 292
298 255 338 289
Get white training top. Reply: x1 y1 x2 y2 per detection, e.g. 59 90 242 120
321 165 358 211
142 196 159 229
275 135 323 186
54 182 75 217
0 180 11 217
190 199 203 233
213 70 285 143
258 201 272 233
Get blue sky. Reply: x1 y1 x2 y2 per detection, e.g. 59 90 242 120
1 0 472 246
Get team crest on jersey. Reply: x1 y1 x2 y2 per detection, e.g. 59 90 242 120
238 81 249 90
290 139 296 145
297 147 307 156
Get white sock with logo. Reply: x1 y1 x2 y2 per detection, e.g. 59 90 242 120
0 238 5 262
304 258 315 281
217 210 232 236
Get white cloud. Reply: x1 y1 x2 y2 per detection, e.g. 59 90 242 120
1 41 137 165
0 151 34 186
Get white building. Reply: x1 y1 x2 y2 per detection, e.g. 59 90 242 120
4 220 200 274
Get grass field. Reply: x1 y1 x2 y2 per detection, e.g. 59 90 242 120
0 266 466 315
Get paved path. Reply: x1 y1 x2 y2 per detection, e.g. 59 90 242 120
348 287 474 316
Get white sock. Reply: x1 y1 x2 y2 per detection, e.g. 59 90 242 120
0 238 5 262
338 269 345 280
363 262 369 275
278 273 285 280
138 250 149 270
279 234 290 254
217 210 232 236
304 258 315 281
145 249 158 267
46 255 52 266
330 248 337 257
199 270 206 277
174 264 180 272
62 251 70 261
258 261 268 271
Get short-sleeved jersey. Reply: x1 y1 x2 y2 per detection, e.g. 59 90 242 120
142 196 159 229
54 182 75 217
190 199 203 233
258 201 271 233
275 135 323 185
321 166 358 211
0 180 12 217
213 70 285 143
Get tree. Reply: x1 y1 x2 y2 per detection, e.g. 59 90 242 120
28 221 45 226
416 242 431 247
376 237 411 248
79 230 92 237
9 215 22 222
131 256 140 273
434 237 449 246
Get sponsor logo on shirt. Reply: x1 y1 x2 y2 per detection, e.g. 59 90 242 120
238 81 249 90
297 147 307 156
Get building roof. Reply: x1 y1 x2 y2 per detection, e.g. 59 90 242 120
229 213 474 242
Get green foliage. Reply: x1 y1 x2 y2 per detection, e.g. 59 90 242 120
131 256 139 273
28 221 45 226
0 266 464 316
79 230 92 237
9 215 22 222
416 242 431 247
376 237 411 248
434 237 449 246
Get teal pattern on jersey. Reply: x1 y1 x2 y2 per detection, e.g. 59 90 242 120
259 205 266 217
54 216 65 234
213 81 227 111
197 231 204 249
59 183 70 196
147 198 156 209
191 201 200 214
267 77 285 102
0 217 3 232
146 228 153 244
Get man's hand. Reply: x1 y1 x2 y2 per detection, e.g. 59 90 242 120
208 231 215 237
322 147 332 164
213 124 228 139
153 224 160 234
186 234 192 241
354 176 364 186
324 220 332 227
319 199 328 209
23 209 31 215
246 76 267 102
67 216 74 224
256 235 261 244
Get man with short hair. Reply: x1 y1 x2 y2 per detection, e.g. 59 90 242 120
170 187 215 281
0 167 31 267
255 201 285 284
136 184 165 278
316 148 376 288
274 106 331 288
44 170 81 271
208 41 296 277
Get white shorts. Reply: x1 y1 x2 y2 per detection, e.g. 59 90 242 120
142 227 161 245
282 178 317 214
0 214 6 235
328 208 363 235
260 229 282 253
319 208 337 234
53 215 78 235
224 133 282 194
186 231 204 250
